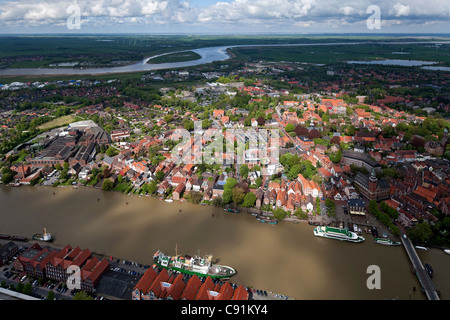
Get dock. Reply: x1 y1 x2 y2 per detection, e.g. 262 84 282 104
400 234 440 300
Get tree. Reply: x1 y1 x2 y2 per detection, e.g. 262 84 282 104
315 197 321 215
239 164 249 180
273 208 287 220
294 125 309 137
330 136 341 145
324 198 336 217
294 207 308 220
23 283 32 295
285 123 295 133
155 170 165 182
105 146 119 157
102 179 114 191
163 114 173 123
224 178 238 190
407 222 433 244
212 196 223 208
232 187 246 205
242 192 256 208
147 180 157 194
307 129 321 140
257 116 265 126
223 188 233 204
189 191 203 204
46 290 55 300
73 291 94 300
16 282 24 293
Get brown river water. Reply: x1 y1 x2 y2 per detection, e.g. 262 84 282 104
0 185 449 300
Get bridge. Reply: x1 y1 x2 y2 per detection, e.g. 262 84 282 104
400 234 440 300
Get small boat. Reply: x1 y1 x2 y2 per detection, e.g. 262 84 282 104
165 199 173 203
415 246 429 251
32 228 53 242
444 249 450 255
257 216 278 224
10 235 28 242
223 207 239 213
374 238 401 246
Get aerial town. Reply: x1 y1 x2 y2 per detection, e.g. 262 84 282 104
1 37 450 302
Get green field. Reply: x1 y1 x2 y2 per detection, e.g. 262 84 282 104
37 115 75 130
232 42 450 66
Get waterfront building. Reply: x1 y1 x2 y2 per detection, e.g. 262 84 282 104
347 198 366 215
79 257 110 293
132 269 248 301
0 241 18 267
354 170 390 201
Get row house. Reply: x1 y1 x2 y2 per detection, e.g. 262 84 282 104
173 182 186 201
14 243 55 279
46 245 92 283
79 257 110 293
132 269 249 301
298 174 323 198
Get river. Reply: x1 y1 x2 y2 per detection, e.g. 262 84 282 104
2 40 450 76
0 185 449 300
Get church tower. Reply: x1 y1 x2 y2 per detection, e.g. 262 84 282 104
368 169 378 199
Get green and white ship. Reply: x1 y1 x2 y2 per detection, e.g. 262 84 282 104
313 226 365 243
153 246 236 279
374 238 401 246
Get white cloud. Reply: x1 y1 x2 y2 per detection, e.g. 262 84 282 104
0 0 449 32
391 3 410 17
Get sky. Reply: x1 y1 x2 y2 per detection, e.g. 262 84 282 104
0 0 449 34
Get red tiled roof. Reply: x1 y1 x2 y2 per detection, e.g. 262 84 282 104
195 276 215 300
164 273 186 300
148 268 170 298
232 285 249 300
135 268 158 294
180 275 202 300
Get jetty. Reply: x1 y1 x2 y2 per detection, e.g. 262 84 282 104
400 234 440 300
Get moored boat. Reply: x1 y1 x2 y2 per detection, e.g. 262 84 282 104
415 246 429 251
374 238 401 246
0 234 11 240
10 235 28 242
153 246 236 279
444 249 450 255
314 225 364 243
223 207 240 213
32 228 53 242
256 215 277 224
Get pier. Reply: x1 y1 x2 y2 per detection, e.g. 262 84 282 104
400 234 440 300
